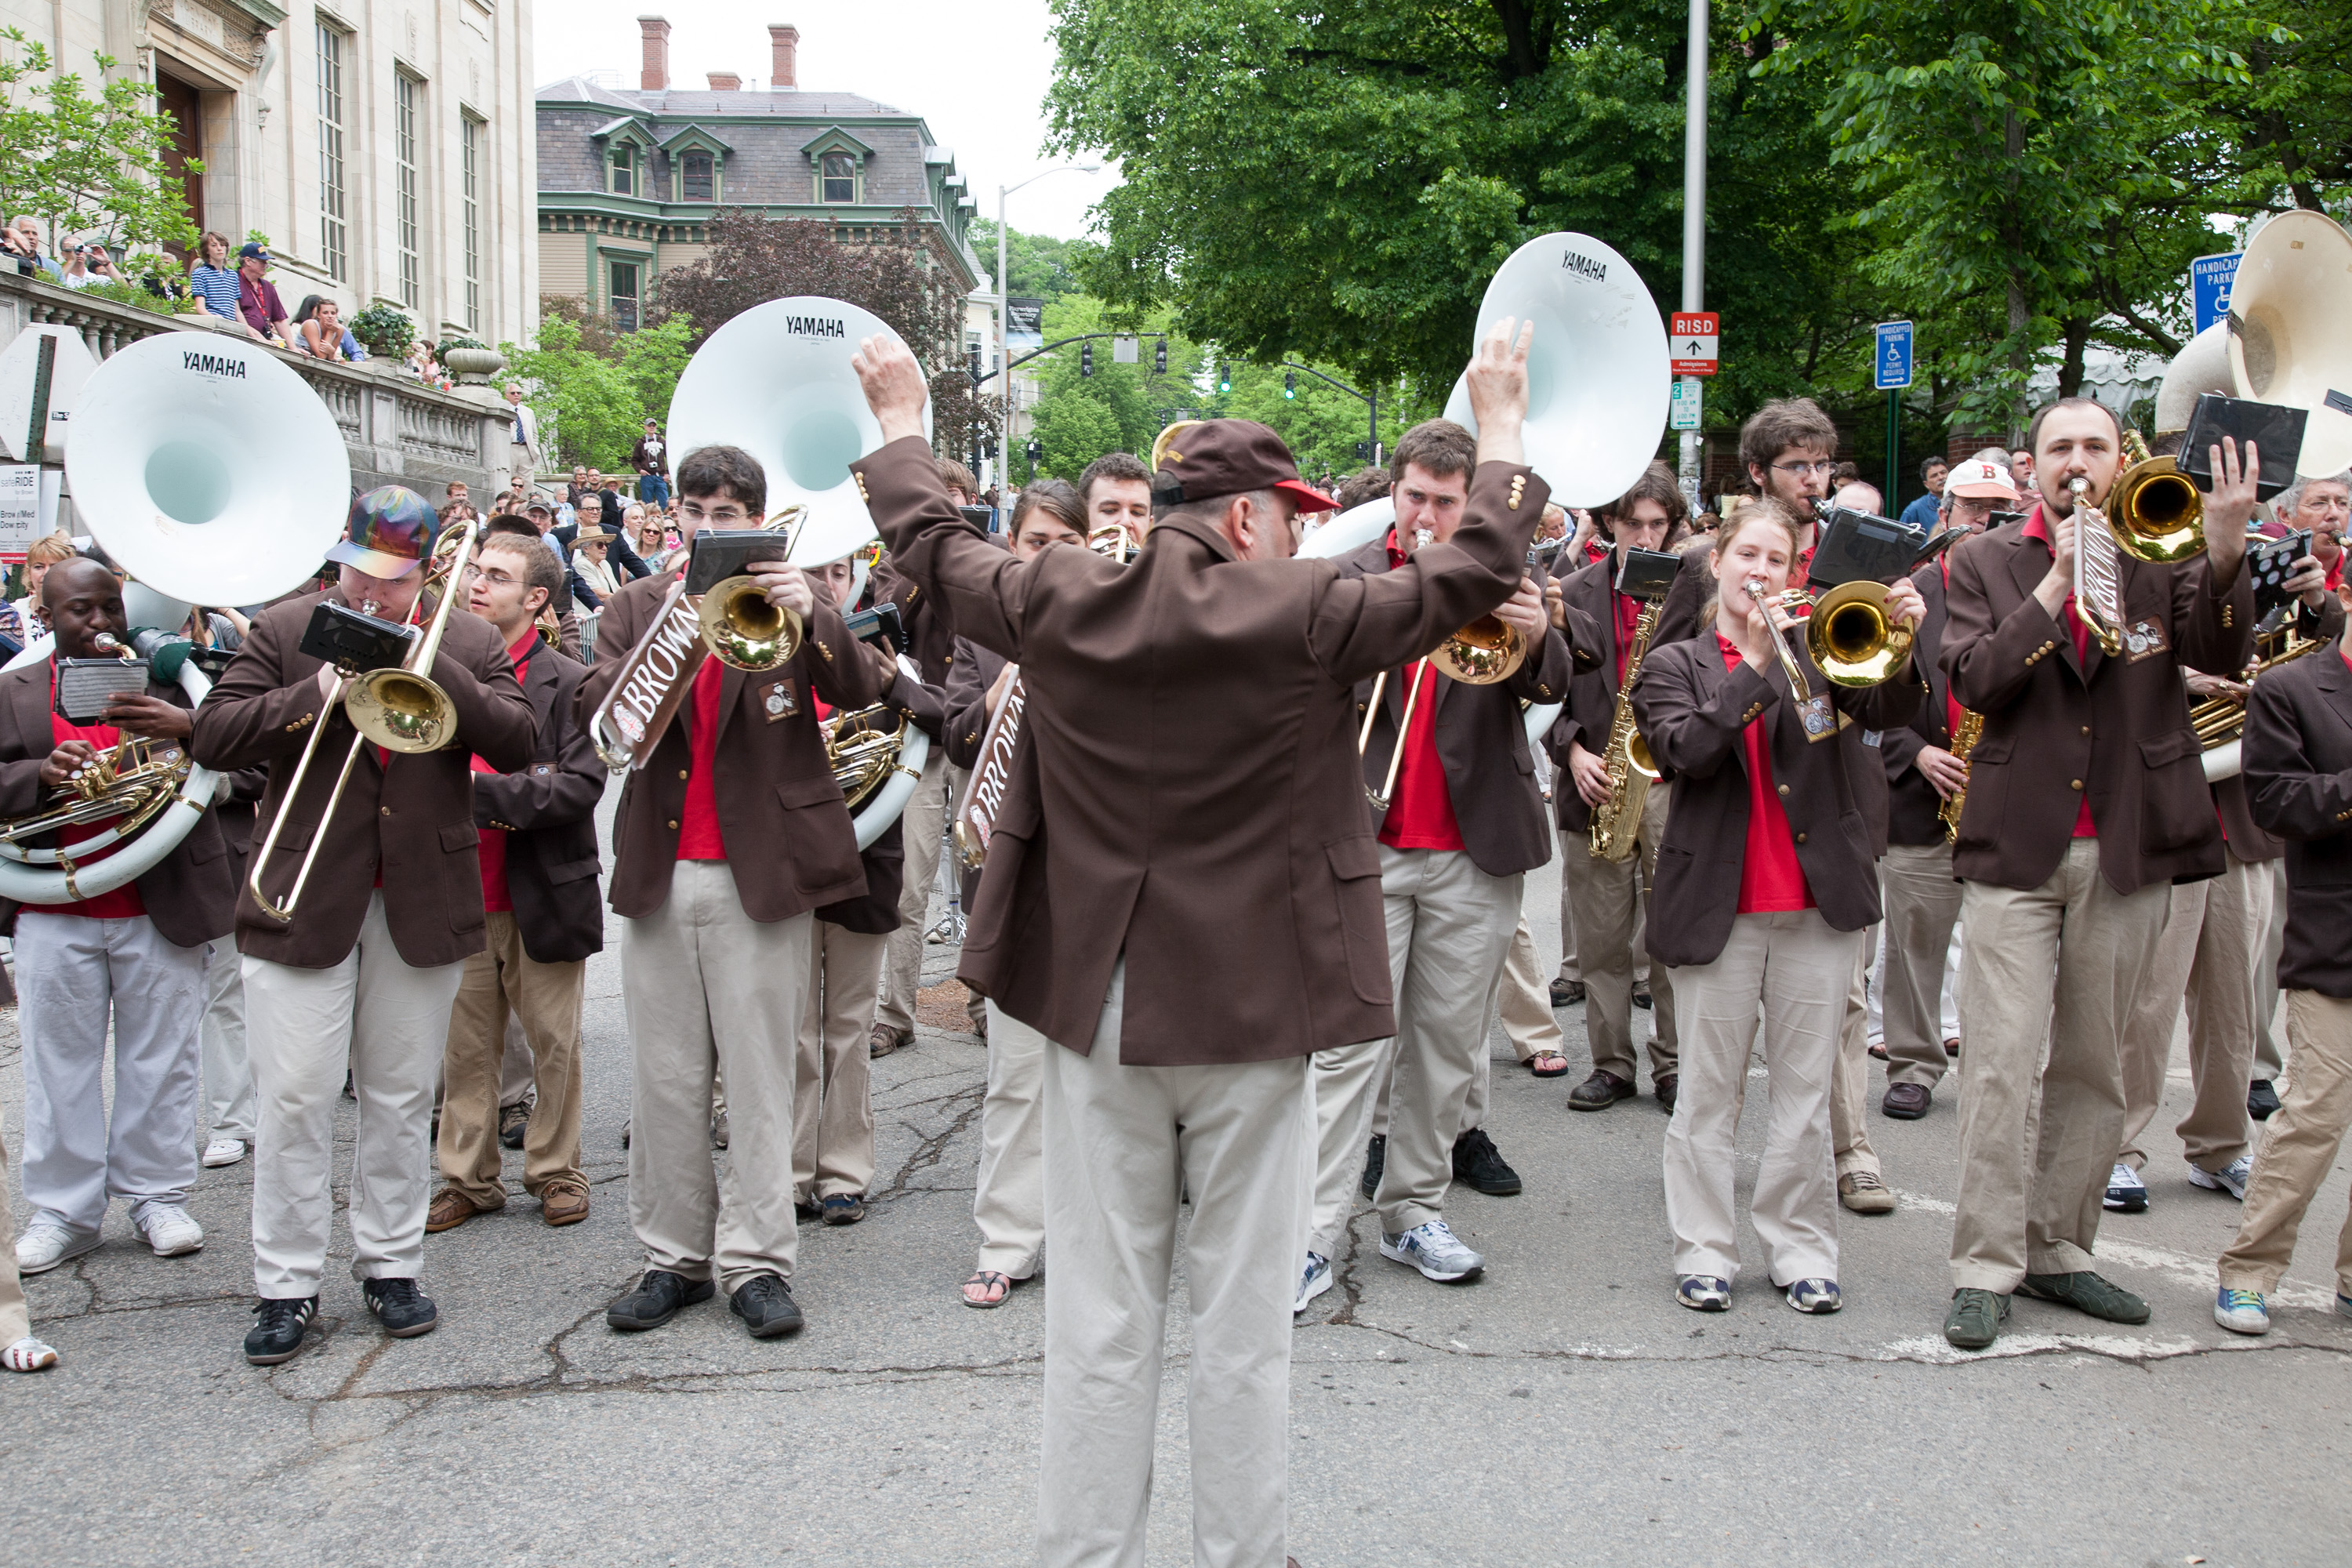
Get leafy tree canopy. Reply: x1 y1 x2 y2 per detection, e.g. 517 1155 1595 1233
0 29 198 263
969 220 1094 303
502 308 695 474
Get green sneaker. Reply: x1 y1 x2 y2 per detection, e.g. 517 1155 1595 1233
2018 1271 2150 1324
1944 1287 2010 1349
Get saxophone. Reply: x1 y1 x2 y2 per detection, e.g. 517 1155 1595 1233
1587 597 1665 864
1940 708 1984 843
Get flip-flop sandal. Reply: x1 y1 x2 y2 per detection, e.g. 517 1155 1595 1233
961 1271 1014 1309
1528 1051 1570 1078
1867 1043 1889 1061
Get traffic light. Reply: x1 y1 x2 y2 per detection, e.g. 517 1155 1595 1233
982 433 999 459
1026 439 1042 465
1354 441 1370 462
967 343 982 385
1283 371 1296 400
1081 343 1093 378
1153 338 1167 375
1217 361 1231 394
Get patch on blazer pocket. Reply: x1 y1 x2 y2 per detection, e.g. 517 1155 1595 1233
760 677 800 721
2123 618 2171 662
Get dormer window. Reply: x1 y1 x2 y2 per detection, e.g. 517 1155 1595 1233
821 151 856 203
610 147 634 195
682 151 713 201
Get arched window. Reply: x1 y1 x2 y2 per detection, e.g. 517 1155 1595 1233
820 151 856 203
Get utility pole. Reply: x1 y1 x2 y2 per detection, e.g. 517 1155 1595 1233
1679 0 1708 513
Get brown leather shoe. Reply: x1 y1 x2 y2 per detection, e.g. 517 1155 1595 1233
1838 1169 1897 1214
1882 1082 1933 1120
869 1022 911 1058
426 1188 488 1233
1654 1073 1679 1113
539 1178 591 1228
1567 1069 1635 1110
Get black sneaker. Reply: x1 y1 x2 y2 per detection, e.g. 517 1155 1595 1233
820 1194 866 1226
361 1277 440 1338
1631 980 1653 1011
606 1269 714 1331
243 1296 318 1365
730 1272 804 1338
1451 1128 1523 1196
2248 1079 2281 1122
498 1102 532 1150
1359 1134 1387 1200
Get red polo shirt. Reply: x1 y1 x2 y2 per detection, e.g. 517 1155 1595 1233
1375 530 1466 852
25 666 147 919
1718 635 1813 914
676 656 729 861
2020 504 2097 837
1612 584 1642 684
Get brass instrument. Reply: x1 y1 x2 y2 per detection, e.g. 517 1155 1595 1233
1360 659 1433 812
2070 429 2205 658
1940 708 1984 843
248 521 477 922
1807 580 1916 688
2192 630 2325 782
1745 577 1815 702
1088 521 1141 562
1432 615 1526 685
1587 597 1664 863
824 704 913 808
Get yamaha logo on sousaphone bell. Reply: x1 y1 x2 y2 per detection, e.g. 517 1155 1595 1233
782 314 848 338
180 350 249 379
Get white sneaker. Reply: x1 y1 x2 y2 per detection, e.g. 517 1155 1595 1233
1378 1219 1484 1283
2103 1162 2148 1212
1294 1251 1333 1314
134 1204 204 1258
2188 1155 2253 1201
201 1138 249 1169
15 1222 99 1275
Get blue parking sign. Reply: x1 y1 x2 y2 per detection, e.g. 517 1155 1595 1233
2192 252 2241 335
1875 321 1913 391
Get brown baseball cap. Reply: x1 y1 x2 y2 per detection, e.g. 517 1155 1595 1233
1151 419 1338 514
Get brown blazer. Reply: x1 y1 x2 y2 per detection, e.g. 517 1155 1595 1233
191 589 535 968
1548 546 1706 835
878 564 961 691
0 665 236 949
474 635 607 964
1940 509 2256 895
2244 641 2352 996
942 633 1007 771
1335 539 1574 878
572 568 887 922
855 434 1548 1065
1632 626 1923 968
1879 560 1959 848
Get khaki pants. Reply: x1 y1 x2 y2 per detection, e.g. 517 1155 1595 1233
875 750 967 1036
2118 856 2266 1174
1308 846 1519 1251
1950 839 2169 1293
2255 859 2288 1081
0 1129 27 1345
621 861 812 1293
2218 989 2352 1296
975 1000 1047 1278
1559 786 1676 1083
202 935 255 1143
245 891 465 1297
436 912 586 1208
1829 924 1882 1180
1494 916 1563 1065
1039 961 1312 1568
1663 909 1856 1285
1881 841 1965 1090
793 921 884 1203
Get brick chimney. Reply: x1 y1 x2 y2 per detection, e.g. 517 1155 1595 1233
768 24 799 89
637 16 670 92
708 71 741 90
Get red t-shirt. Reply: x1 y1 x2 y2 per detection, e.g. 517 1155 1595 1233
1719 636 1814 914
26 667 147 919
676 655 729 861
1612 586 1642 684
470 632 539 911
2020 504 2097 837
1376 530 1466 852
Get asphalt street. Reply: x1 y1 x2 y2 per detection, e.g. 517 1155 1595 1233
5 814 2350 1566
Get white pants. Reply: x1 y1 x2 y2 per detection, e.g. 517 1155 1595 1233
16 913 207 1235
244 891 465 1298
202 935 254 1143
975 1000 1047 1279
1040 961 1312 1568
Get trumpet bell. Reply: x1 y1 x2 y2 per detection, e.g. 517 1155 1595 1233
2107 456 2203 563
1808 581 1916 688
347 668 458 753
1433 615 1525 685
696 575 804 672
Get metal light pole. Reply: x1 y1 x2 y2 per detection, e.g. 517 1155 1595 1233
1679 0 1708 511
996 164 1098 503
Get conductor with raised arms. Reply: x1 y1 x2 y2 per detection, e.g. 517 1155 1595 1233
848 321 1548 1568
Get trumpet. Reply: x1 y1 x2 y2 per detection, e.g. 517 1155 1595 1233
1744 577 1816 702
248 521 480 923
1806 580 1916 688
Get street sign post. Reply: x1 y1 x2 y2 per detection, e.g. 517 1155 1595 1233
1669 377 1702 431
1670 311 1719 377
1875 321 1914 503
2191 252 2241 336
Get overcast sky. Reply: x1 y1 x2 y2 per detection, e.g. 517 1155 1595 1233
535 1 1122 252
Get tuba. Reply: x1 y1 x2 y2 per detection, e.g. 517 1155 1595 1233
2224 209 2352 478
0 332 349 906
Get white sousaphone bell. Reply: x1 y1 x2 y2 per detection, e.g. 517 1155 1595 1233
0 331 350 902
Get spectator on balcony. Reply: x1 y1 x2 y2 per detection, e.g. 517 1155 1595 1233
56 239 124 291
4 217 61 281
232 244 290 347
292 297 365 362
187 232 241 325
14 533 78 640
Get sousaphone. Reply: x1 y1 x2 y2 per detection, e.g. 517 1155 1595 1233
2225 209 2352 478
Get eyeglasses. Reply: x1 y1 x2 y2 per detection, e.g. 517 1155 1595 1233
461 564 524 590
1770 460 1838 477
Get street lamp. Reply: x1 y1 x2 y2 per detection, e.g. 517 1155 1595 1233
996 162 1099 503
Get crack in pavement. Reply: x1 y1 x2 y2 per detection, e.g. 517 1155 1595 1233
871 1083 985 1207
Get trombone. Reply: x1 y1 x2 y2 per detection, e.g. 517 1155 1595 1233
2070 429 2205 656
248 521 481 922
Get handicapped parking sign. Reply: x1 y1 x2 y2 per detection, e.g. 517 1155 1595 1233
2192 252 2241 336
1875 321 1913 391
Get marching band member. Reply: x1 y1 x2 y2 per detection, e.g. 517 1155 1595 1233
2213 564 2352 1334
849 322 1545 1568
426 532 605 1235
1076 452 1153 551
1937 399 2254 1351
1632 499 1923 1315
1874 457 2017 1123
1552 461 1700 1114
5 559 236 1278
578 445 884 1341
1301 418 1572 1306
940 481 1087 1308
193 489 534 1365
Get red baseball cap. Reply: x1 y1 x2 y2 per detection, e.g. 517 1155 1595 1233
1152 419 1338 514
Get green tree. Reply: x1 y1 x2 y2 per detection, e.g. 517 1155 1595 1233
502 311 695 473
969 220 1093 303
0 30 198 260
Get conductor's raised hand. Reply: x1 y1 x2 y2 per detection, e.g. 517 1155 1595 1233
850 333 931 448
1464 317 1534 466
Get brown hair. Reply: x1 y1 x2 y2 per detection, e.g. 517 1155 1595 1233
1009 478 1086 544
676 444 766 516
1738 397 1838 492
1335 466 1392 511
477 532 564 612
1077 451 1149 505
1702 498 1807 629
1600 461 1690 533
198 230 231 267
1389 419 1476 485
2026 396 2121 456
937 458 979 500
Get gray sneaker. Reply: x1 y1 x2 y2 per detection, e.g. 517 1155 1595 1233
1379 1220 1483 1283
1294 1251 1332 1314
2188 1154 2253 1201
